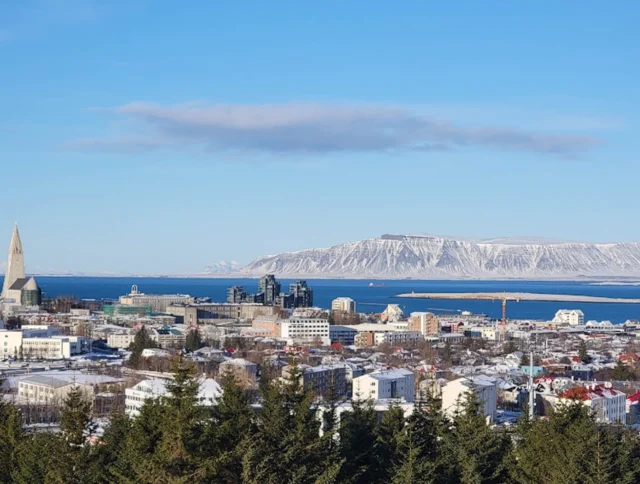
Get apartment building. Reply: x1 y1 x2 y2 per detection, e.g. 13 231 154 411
331 297 356 314
442 375 498 423
280 317 330 346
408 312 439 335
353 369 415 402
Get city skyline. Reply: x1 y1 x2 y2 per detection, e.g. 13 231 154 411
2 2 638 273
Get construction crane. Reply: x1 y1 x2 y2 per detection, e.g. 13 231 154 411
492 292 520 340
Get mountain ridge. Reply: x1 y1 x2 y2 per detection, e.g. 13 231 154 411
236 234 640 279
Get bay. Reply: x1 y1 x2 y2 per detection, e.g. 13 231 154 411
13 277 640 324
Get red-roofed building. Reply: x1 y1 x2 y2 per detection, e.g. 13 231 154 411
619 353 639 366
627 391 640 424
558 383 626 423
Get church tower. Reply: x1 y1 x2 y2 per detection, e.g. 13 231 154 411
1 225 26 299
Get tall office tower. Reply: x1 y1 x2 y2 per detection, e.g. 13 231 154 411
258 274 281 305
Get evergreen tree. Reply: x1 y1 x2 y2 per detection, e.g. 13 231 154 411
185 328 203 353
446 390 511 484
578 340 591 364
61 385 96 447
0 400 23 482
372 403 406 483
337 399 378 484
205 371 254 483
392 394 448 484
128 326 157 369
12 432 60 484
612 360 631 380
88 411 133 483
149 359 208 482
242 365 339 483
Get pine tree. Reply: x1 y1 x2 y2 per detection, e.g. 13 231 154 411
612 360 631 380
11 432 60 484
447 390 511 484
61 385 96 447
149 358 208 482
242 364 339 484
89 411 133 483
392 395 445 484
578 340 591 363
337 399 378 484
185 328 203 353
128 326 157 369
205 371 254 482
0 400 23 482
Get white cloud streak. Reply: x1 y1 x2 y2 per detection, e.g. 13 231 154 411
68 101 602 157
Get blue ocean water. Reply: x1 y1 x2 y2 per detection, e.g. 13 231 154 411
17 277 640 324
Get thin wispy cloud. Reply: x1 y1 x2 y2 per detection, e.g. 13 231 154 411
67 101 602 158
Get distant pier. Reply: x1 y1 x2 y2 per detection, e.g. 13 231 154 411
394 292 640 304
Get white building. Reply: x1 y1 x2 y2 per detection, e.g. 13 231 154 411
331 297 356 314
380 331 423 346
558 383 626 424
441 375 498 423
107 331 136 349
553 310 585 326
18 375 83 405
352 369 415 402
125 378 222 416
219 358 258 384
119 285 194 313
0 329 90 359
317 400 414 436
280 317 330 346
468 326 498 341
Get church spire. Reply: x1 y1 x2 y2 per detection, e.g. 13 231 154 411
1 225 26 299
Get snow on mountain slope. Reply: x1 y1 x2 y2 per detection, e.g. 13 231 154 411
238 234 640 279
202 261 242 274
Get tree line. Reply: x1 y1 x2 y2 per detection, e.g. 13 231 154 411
1 360 639 483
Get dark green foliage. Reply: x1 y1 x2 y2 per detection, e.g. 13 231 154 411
185 328 203 353
206 371 255 482
446 391 511 484
128 326 157 369
511 402 640 484
242 364 342 484
612 360 632 380
4 367 640 484
579 340 591 363
337 399 378 484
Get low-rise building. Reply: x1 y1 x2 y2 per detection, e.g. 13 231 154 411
329 325 358 345
380 331 423 346
252 315 281 338
280 317 330 346
151 326 186 349
107 331 136 349
441 375 498 423
283 364 347 399
119 285 194 313
553 309 585 326
125 378 221 416
219 358 258 385
352 369 415 403
558 383 626 424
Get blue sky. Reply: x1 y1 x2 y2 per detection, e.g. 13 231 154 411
1 1 638 274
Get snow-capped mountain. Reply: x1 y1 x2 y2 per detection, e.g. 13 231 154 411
202 260 242 274
238 234 640 279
